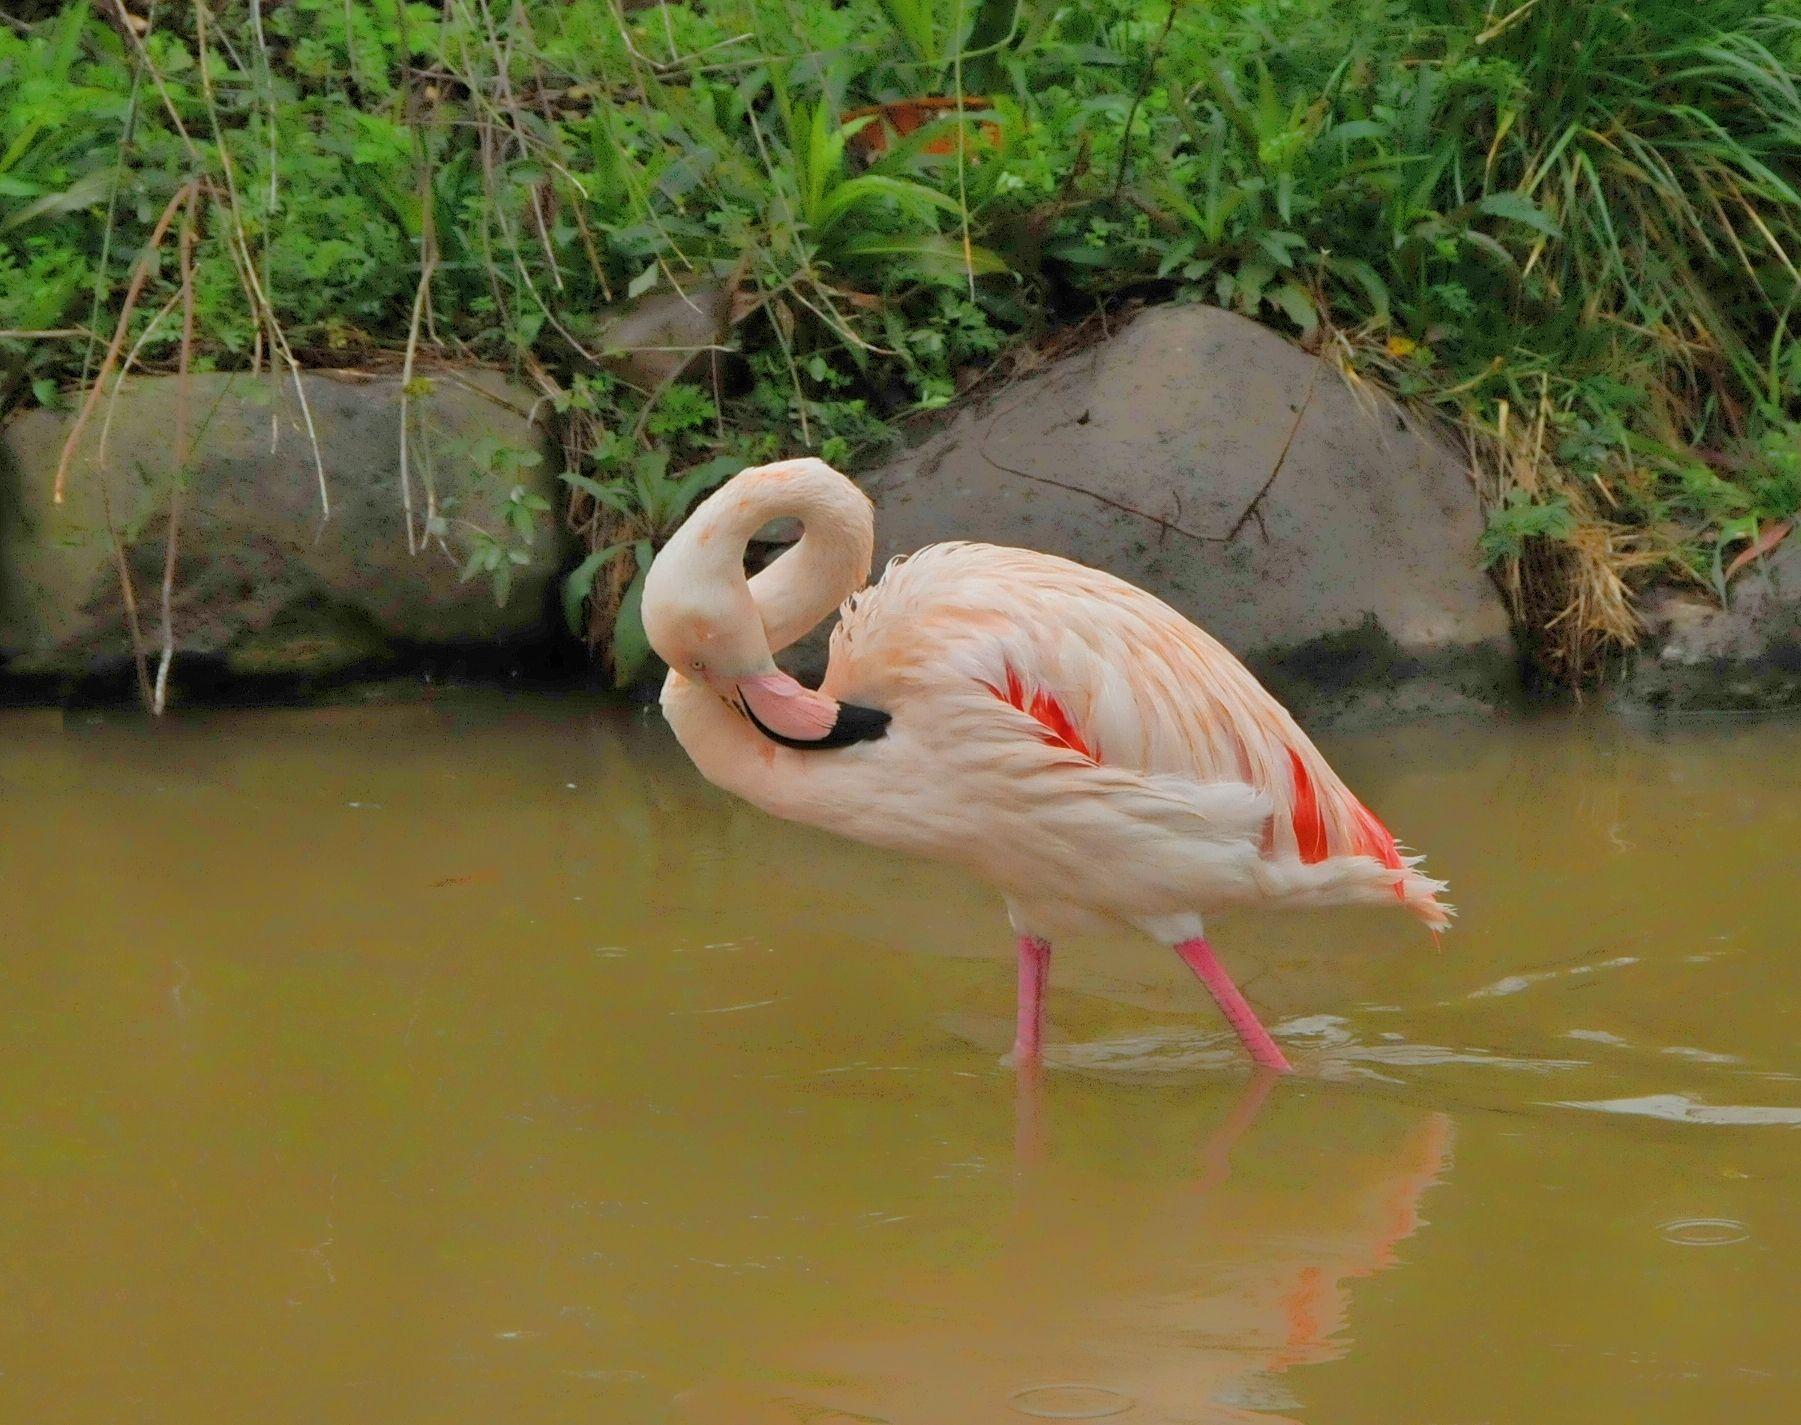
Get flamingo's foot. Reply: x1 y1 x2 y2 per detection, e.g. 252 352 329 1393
1173 937 1294 1073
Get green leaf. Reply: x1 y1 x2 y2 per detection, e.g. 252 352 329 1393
1478 491 1577 567
611 544 655 687
876 0 939 64
1042 240 1117 268
1474 191 1561 238
559 470 636 515
1 167 119 232
1271 281 1319 333
561 542 627 636
664 456 741 520
1326 257 1391 322
815 175 958 233
836 232 1010 277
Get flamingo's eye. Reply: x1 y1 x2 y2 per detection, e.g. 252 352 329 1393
690 658 706 672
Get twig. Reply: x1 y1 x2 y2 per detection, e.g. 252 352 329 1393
976 335 1323 548
951 0 976 300
978 443 1221 546
972 398 1224 547
54 180 198 503
1112 0 1181 200
1224 363 1320 543
98 469 154 710
107 0 202 164
398 249 439 556
394 5 443 559
96 290 180 470
194 0 330 525
153 185 199 716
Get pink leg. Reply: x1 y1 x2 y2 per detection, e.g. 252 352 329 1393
1174 937 1293 1073
1012 934 1052 1063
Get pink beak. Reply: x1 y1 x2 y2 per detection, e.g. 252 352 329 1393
724 671 892 750
734 671 841 742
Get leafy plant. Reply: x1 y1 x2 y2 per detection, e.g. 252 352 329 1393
5 0 1799 691
560 445 741 685
437 436 553 608
1479 488 1578 568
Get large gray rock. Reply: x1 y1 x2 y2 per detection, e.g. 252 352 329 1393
1 369 566 684
838 305 1517 723
1616 539 1801 712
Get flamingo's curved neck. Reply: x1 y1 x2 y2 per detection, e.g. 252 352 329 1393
685 463 875 655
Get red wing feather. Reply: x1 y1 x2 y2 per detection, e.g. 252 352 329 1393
1287 748 1329 864
987 665 1098 761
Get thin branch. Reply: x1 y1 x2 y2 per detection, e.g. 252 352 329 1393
1112 0 1180 200
195 0 330 524
398 251 439 556
54 180 198 503
98 469 154 710
153 185 199 716
978 441 1222 546
1223 363 1321 543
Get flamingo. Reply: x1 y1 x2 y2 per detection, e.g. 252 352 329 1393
641 458 1449 1073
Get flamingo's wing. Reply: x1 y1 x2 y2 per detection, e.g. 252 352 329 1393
831 542 1448 927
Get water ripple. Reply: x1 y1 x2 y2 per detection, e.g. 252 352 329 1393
1465 955 1639 1001
1660 1218 1751 1246
1554 1093 1801 1127
1041 1018 1586 1082
1010 1384 1134 1419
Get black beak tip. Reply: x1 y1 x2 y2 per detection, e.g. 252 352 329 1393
829 701 891 744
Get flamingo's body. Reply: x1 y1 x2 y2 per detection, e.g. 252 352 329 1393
643 459 1448 1072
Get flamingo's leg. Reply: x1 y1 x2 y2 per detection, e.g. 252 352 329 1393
1014 1056 1045 1172
1012 934 1052 1063
1173 937 1293 1073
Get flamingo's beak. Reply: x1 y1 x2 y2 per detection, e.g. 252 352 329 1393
731 671 890 750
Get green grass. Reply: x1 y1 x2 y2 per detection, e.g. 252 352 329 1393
2 0 1799 687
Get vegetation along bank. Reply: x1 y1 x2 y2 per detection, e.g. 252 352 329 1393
3 0 1799 708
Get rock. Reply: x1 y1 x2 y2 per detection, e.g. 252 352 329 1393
580 280 755 392
0 369 568 687
817 304 1517 723
1615 539 1801 712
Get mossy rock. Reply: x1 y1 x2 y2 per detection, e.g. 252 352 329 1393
1616 540 1801 713
848 304 1521 726
0 370 568 685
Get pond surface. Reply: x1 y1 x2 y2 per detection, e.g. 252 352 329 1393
1 696 1795 1424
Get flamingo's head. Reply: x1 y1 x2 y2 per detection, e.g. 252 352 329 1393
641 556 777 692
642 563 888 750
641 465 890 751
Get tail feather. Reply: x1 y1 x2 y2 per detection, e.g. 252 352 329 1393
1290 753 1450 934
1249 848 1452 934
1397 853 1453 933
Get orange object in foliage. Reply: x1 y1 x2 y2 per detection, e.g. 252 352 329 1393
843 97 1001 158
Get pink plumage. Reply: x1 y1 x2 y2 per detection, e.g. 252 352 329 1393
642 459 1450 1073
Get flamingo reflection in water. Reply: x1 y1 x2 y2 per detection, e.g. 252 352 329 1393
673 1074 1454 1425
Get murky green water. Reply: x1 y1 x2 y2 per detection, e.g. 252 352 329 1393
1 697 1795 1423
